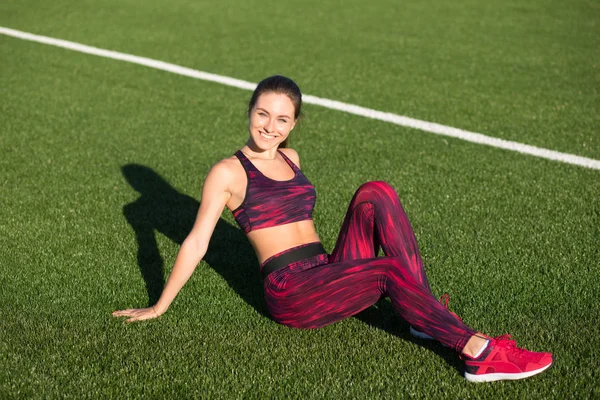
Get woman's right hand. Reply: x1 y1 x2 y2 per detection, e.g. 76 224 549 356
112 306 162 323
113 160 233 325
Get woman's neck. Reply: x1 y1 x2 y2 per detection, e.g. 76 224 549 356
242 144 280 160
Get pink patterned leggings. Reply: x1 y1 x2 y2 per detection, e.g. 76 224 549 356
262 181 476 352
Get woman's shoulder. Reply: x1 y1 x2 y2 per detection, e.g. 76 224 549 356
279 147 301 167
207 155 244 180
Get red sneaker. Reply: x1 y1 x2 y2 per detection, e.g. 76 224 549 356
462 335 553 382
410 294 462 340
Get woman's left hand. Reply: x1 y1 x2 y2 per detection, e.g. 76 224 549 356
112 306 161 323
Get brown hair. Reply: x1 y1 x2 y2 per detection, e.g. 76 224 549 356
247 75 302 148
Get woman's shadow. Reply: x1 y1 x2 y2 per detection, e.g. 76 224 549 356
121 164 265 315
121 163 462 374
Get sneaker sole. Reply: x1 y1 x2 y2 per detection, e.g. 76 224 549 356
409 326 433 340
409 326 450 347
465 360 553 383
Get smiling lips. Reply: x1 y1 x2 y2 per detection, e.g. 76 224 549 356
260 131 276 140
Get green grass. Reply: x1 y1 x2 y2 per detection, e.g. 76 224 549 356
1 0 599 398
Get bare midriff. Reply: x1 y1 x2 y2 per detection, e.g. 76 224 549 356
246 219 321 264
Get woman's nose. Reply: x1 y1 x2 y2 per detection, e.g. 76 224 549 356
264 119 274 132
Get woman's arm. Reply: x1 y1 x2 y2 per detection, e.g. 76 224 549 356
113 161 233 322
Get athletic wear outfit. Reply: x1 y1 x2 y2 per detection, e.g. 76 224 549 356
232 149 553 381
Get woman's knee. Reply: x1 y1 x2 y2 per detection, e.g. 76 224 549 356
354 181 399 205
357 180 388 191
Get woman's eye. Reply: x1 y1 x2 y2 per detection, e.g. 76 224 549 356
278 119 287 123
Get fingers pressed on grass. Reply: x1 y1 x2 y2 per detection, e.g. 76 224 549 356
112 310 127 317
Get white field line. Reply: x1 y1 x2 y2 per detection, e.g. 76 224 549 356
2 26 599 171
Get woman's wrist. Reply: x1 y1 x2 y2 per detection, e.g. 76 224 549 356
153 303 168 315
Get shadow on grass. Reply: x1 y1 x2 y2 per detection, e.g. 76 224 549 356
121 163 464 375
121 163 267 316
355 299 464 376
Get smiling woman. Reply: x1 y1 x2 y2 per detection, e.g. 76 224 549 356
246 75 302 149
113 75 553 383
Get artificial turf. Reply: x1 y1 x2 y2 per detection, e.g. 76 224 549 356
1 0 599 398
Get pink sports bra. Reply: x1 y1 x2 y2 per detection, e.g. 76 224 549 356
232 150 316 234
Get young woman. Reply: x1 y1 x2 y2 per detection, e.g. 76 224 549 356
113 75 553 382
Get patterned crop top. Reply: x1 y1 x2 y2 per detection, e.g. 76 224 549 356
232 150 316 234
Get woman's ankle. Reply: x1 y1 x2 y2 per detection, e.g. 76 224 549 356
462 333 490 358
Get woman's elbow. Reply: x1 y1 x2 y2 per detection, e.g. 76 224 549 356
183 232 209 258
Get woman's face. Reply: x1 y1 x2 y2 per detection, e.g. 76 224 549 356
248 92 296 151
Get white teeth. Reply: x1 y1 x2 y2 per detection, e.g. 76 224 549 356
261 132 275 139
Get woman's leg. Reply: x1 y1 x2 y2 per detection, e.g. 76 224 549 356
265 253 553 382
327 181 462 339
266 181 552 380
319 182 553 381
329 181 430 289
265 255 476 352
